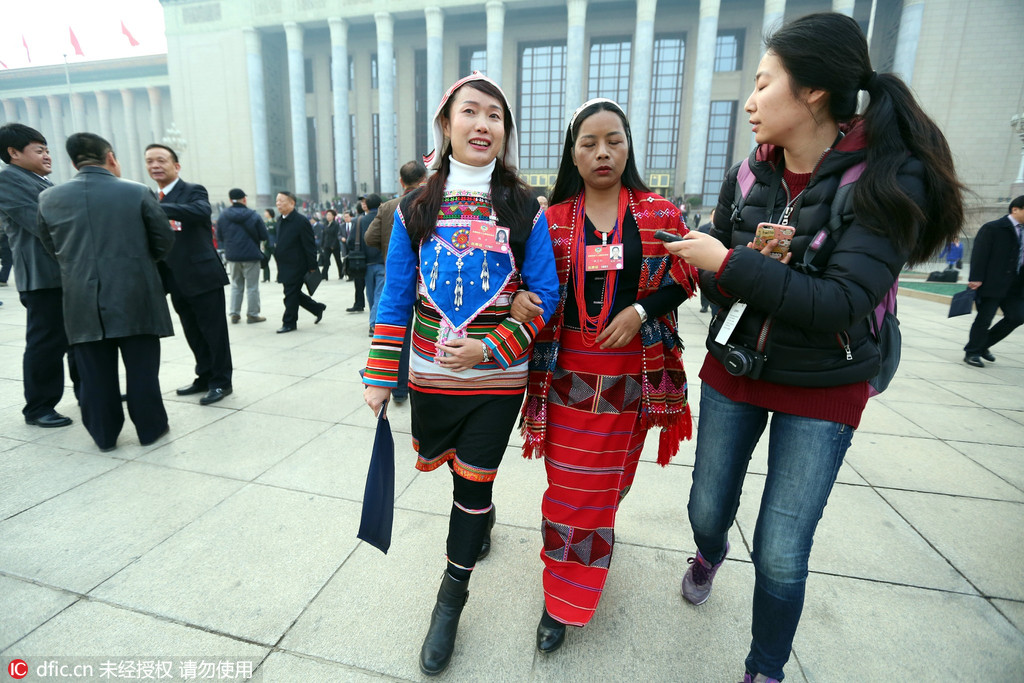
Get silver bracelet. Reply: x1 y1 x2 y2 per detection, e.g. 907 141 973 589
631 302 648 324
480 340 491 363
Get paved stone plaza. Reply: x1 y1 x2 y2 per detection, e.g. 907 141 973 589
1 276 1023 682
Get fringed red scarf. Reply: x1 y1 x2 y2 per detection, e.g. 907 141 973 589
521 189 698 465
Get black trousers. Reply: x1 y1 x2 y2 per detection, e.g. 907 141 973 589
321 247 343 280
169 287 233 389
74 335 167 450
282 277 322 326
20 287 78 419
352 276 366 309
965 279 1024 354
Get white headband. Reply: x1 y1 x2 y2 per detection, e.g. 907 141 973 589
568 97 626 133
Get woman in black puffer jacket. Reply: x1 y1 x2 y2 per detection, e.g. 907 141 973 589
665 12 964 683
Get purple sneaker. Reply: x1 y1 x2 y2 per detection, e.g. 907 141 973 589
742 673 780 683
681 542 728 605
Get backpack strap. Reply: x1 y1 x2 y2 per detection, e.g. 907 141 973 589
801 160 867 272
730 158 755 226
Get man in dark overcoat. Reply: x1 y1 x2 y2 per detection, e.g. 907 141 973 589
145 143 233 405
38 133 175 451
274 190 324 333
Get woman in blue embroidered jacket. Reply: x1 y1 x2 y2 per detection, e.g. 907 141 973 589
362 73 558 677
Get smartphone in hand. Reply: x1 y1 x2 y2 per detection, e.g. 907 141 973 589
752 222 796 259
654 230 684 243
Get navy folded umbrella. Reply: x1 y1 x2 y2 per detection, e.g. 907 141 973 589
948 288 976 318
358 400 395 554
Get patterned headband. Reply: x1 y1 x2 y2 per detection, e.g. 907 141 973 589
568 97 626 133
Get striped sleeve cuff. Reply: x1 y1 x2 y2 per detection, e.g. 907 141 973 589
364 322 407 387
485 315 544 369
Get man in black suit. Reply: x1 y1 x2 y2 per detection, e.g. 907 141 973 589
274 190 324 333
0 123 77 428
320 208 343 280
145 143 233 404
964 195 1024 367
38 133 175 451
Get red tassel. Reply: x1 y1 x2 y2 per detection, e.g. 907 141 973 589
656 412 693 466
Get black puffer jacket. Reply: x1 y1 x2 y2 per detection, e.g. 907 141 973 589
701 123 925 387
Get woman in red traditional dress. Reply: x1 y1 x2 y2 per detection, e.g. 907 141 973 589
512 98 698 652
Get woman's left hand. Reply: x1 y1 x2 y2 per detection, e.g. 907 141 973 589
437 338 487 372
664 230 730 271
596 306 643 349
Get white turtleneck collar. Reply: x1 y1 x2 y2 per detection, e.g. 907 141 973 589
445 156 495 194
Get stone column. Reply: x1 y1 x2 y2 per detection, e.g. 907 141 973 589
565 0 588 121
120 89 142 181
425 7 444 138
832 0 855 16
893 0 925 86
243 28 272 204
1 99 17 124
24 97 41 132
70 93 86 132
375 12 396 195
328 18 352 197
485 0 505 87
629 0 657 175
46 95 68 182
96 91 113 142
147 86 164 144
284 21 311 197
684 0 721 198
762 0 786 38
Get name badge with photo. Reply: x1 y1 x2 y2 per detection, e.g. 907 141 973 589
467 220 509 253
585 243 624 271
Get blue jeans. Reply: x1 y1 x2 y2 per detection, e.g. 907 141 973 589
366 263 386 327
687 384 853 681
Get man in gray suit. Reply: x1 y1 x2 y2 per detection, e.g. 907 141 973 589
0 123 77 428
38 133 175 452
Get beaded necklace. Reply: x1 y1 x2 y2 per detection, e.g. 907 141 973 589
571 185 629 347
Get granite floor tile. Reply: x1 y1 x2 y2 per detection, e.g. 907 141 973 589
0 576 78 652
246 377 364 424
0 443 123 519
949 442 1024 493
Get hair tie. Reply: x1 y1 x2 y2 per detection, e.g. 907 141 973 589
861 70 878 91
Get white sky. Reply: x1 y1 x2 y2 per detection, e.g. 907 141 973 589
0 0 167 70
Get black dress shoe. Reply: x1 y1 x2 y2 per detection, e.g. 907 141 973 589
980 351 996 362
25 412 73 428
277 325 296 334
315 303 326 324
176 380 208 396
140 425 170 446
964 355 984 368
346 306 364 313
536 610 567 653
199 387 232 405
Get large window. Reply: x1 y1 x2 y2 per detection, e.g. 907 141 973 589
647 34 685 170
372 113 381 193
415 49 428 159
702 101 737 205
587 37 631 106
459 45 487 77
350 114 358 195
518 42 567 170
714 30 744 72
304 58 314 94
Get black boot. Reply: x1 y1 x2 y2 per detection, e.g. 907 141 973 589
536 608 567 653
419 572 470 676
476 506 497 561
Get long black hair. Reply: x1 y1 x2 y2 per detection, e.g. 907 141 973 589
405 80 535 250
766 12 964 266
549 100 650 206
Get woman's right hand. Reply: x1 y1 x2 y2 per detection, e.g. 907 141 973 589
364 385 392 416
510 291 543 322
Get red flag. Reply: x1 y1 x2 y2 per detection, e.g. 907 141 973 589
69 27 84 56
121 21 140 47
22 34 31 63
0 60 7 69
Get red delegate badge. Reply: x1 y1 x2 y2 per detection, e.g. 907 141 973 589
585 243 624 271
467 220 509 253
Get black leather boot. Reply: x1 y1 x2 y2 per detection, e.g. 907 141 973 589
419 572 470 676
536 609 567 653
476 506 497 561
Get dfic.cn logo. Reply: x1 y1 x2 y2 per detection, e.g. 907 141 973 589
8 659 28 679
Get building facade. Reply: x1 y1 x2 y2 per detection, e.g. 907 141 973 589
2 0 1022 225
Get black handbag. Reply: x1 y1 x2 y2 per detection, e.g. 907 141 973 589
346 251 367 278
948 288 975 317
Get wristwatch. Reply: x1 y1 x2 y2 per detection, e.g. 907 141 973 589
480 340 492 363
631 302 648 324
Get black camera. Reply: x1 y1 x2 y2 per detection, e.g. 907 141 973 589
722 343 765 379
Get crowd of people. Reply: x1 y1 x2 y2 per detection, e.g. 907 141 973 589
0 11 993 683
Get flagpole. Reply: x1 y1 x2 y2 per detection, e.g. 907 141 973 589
63 53 77 131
